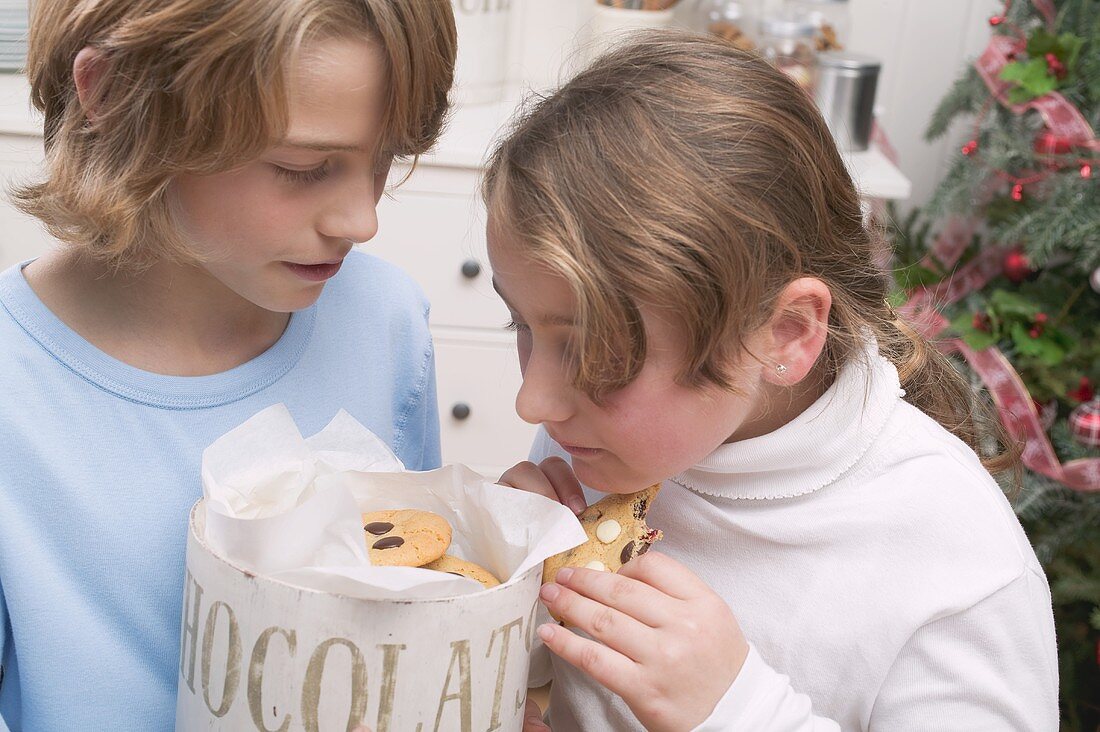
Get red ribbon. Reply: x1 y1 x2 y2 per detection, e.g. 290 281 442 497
1030 0 1056 28
899 225 1100 492
957 342 1100 492
976 33 1100 151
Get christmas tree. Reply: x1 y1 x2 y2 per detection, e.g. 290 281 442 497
890 0 1100 726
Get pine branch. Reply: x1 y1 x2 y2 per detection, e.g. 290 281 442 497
925 66 984 141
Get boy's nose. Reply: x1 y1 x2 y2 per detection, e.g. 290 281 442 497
319 178 380 244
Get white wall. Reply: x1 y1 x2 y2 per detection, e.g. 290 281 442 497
505 0 998 211
847 0 997 209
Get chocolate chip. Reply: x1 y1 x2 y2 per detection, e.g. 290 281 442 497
637 542 651 556
364 522 394 535
372 536 405 550
620 541 635 564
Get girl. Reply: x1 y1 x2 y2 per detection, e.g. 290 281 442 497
489 32 1059 731
0 1 454 729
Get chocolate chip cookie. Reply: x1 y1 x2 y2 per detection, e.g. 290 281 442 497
361 509 452 567
542 483 663 585
423 554 501 589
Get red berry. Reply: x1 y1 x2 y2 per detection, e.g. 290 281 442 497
1044 53 1067 79
989 15 1004 25
1069 377 1095 403
1034 313 1048 324
1003 251 1033 284
1082 164 1093 179
1029 327 1041 339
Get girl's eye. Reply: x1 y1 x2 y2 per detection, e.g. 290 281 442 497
273 162 331 185
504 319 530 333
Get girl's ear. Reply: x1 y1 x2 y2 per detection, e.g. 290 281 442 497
73 46 107 121
760 277 831 386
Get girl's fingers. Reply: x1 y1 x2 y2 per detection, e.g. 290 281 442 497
538 456 587 514
522 696 550 731
553 566 673 629
617 551 712 602
537 622 640 700
498 461 560 503
540 580 654 662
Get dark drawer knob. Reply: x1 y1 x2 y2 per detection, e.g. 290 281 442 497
460 259 482 279
451 402 471 421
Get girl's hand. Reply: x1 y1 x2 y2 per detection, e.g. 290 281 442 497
499 457 588 515
522 695 551 731
536 551 749 732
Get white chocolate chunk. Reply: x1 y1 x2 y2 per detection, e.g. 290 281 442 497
584 560 607 571
595 519 622 544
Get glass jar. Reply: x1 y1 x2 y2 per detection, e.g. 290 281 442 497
786 0 849 51
760 13 817 90
695 0 762 52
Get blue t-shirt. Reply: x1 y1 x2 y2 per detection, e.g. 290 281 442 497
0 251 441 731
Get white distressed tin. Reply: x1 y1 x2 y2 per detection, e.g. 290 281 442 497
176 500 542 732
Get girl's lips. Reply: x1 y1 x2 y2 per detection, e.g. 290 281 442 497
283 260 343 282
560 443 603 457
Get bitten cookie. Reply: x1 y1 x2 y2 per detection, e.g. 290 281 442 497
542 483 663 585
423 554 501 589
361 509 452 567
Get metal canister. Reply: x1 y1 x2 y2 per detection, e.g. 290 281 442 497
814 51 881 152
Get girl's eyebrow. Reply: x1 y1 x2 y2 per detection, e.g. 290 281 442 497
279 138 365 153
491 277 576 327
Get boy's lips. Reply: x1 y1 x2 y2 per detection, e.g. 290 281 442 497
283 259 344 282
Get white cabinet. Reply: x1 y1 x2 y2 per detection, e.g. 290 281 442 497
371 101 540 476
0 129 52 265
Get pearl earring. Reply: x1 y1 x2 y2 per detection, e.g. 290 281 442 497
775 364 789 376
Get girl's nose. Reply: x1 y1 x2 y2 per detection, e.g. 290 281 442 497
515 353 574 426
319 174 380 244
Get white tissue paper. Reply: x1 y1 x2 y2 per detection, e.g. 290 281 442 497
200 404 586 600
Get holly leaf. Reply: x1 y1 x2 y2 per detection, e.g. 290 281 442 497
1025 29 1083 70
1059 33 1083 72
990 289 1039 319
1025 29 1060 57
1010 322 1066 366
1000 58 1058 102
1026 29 1060 57
951 311 999 350
1048 326 1076 353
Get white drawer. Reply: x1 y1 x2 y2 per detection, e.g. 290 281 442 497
368 190 508 331
433 334 537 477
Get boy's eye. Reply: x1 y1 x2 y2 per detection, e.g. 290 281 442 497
504 319 530 333
273 162 331 185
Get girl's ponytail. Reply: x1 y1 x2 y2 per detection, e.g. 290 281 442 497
879 307 1021 480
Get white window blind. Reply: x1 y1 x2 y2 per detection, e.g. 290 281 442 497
0 0 28 73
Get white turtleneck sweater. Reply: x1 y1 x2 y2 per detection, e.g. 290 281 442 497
527 349 1058 731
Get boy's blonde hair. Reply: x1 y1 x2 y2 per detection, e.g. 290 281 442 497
14 0 456 269
484 32 1017 474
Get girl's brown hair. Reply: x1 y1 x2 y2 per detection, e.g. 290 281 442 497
484 31 1017 475
13 0 456 270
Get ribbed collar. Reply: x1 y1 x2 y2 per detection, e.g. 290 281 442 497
0 260 316 410
672 342 904 500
